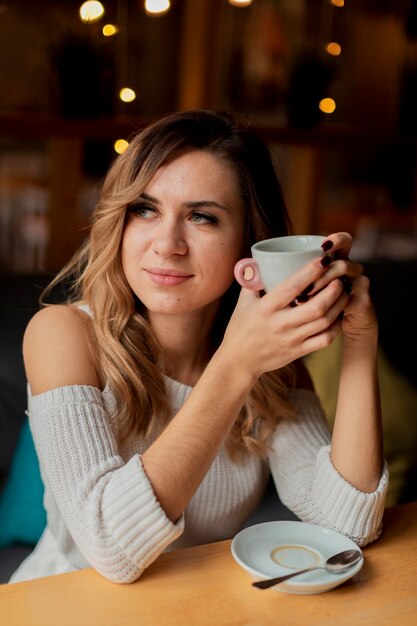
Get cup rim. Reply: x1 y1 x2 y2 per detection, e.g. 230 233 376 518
251 235 325 255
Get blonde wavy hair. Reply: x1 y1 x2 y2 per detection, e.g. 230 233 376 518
43 110 296 460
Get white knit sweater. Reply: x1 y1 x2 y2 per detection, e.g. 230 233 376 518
10 379 388 584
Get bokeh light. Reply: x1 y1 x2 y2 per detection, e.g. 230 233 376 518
119 87 136 103
102 24 118 37
144 0 171 16
326 42 342 56
319 98 336 114
228 0 253 6
114 139 129 154
79 1 105 23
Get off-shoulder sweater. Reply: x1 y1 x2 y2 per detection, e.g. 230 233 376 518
10 379 388 584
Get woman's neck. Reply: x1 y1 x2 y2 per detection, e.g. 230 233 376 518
147 306 218 387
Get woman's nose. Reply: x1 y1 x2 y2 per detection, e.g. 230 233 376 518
151 220 188 256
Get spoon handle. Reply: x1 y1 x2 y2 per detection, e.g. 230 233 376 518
252 566 321 589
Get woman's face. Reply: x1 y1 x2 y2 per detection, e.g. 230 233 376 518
121 149 245 319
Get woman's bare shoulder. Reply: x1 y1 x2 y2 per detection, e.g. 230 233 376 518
23 304 100 394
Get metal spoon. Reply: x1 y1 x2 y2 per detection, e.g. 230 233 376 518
252 548 362 589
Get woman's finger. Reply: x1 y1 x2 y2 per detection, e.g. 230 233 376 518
260 253 334 311
307 259 363 296
320 232 352 259
284 279 348 341
298 315 344 356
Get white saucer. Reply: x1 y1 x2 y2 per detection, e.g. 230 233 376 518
231 520 363 595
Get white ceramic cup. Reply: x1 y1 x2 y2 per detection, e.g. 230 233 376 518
234 235 325 292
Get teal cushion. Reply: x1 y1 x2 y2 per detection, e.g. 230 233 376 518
0 418 46 546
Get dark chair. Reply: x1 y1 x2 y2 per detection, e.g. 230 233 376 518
0 273 50 582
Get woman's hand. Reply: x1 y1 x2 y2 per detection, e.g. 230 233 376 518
221 238 345 380
315 235 383 493
309 232 378 343
221 231 377 380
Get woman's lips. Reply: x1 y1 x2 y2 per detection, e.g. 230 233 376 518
144 268 193 287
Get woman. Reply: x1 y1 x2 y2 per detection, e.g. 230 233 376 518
11 110 387 584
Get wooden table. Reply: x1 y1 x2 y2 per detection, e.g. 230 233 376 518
1 502 416 626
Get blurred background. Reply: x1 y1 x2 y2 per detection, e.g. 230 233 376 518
1 0 416 272
0 0 417 509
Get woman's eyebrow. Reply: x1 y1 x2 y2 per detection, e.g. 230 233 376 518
185 200 228 210
139 192 160 204
139 194 228 211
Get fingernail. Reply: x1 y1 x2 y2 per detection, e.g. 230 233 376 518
289 299 298 308
338 311 345 321
302 282 315 295
295 294 309 304
320 255 332 268
321 240 333 252
338 275 352 295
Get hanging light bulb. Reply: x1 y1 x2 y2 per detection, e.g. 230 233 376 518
114 139 129 154
330 0 345 7
119 87 136 103
144 0 170 16
326 42 342 56
319 98 336 114
79 1 105 23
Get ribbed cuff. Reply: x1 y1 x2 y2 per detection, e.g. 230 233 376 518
312 445 389 545
103 454 184 568
28 383 105 411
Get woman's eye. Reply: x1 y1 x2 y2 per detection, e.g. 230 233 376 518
128 204 156 219
191 212 218 224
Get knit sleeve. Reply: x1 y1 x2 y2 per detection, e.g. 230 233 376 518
28 385 184 583
268 388 389 546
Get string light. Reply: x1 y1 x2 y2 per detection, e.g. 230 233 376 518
114 139 129 154
319 0 342 118
326 42 342 56
102 24 118 37
319 98 336 114
79 1 105 23
144 0 170 16
119 87 136 103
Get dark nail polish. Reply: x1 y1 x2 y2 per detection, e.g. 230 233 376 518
295 294 309 304
302 282 315 295
321 240 333 252
320 255 332 268
338 275 352 295
289 299 298 308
